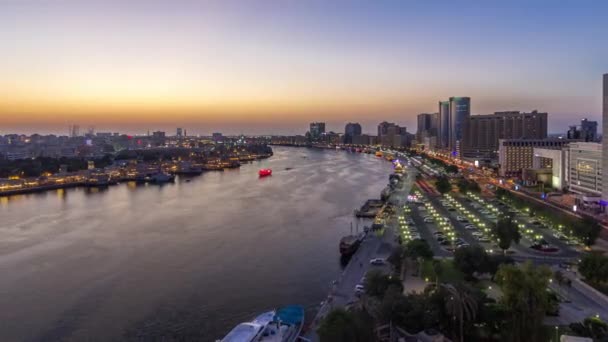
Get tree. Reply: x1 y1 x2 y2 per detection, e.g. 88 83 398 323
432 259 444 284
364 269 403 298
405 239 434 261
457 178 469 193
446 165 459 174
387 245 405 272
579 252 608 284
495 261 552 342
468 181 481 193
441 284 477 342
435 175 452 194
493 215 521 255
574 217 602 246
453 245 490 280
569 316 608 340
317 308 374 342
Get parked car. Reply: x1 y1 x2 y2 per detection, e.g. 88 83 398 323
370 258 386 265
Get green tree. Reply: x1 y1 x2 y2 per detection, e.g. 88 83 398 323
574 217 602 246
435 175 452 194
453 245 490 280
468 181 481 193
446 165 459 174
432 259 444 284
579 252 608 284
405 239 434 261
364 269 403 298
317 308 374 342
441 284 477 342
569 316 608 340
387 245 405 272
457 178 469 193
493 215 521 255
495 261 552 342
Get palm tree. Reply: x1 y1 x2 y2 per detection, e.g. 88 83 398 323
441 284 477 342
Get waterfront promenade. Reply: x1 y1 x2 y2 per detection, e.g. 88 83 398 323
304 166 416 341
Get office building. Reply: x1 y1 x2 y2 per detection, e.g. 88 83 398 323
344 122 362 144
498 139 569 178
463 111 548 159
602 73 608 204
309 122 326 139
417 113 438 143
438 101 450 149
176 128 183 137
378 122 407 147
580 119 598 142
449 97 470 155
567 142 602 196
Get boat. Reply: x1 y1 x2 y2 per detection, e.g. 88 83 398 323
146 172 175 183
218 305 305 342
86 170 110 187
375 151 383 157
259 169 272 177
340 234 364 256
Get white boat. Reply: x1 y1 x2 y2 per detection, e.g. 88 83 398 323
219 305 304 342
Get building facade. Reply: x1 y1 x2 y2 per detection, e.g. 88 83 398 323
567 142 602 196
438 101 450 149
344 122 362 144
309 122 326 139
602 73 608 204
448 97 470 156
498 139 569 178
463 111 548 159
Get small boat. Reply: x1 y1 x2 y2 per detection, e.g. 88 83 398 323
284 167 293 171
219 305 304 342
259 169 272 177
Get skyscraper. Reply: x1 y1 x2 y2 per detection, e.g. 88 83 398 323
580 118 598 142
449 97 470 155
602 74 608 204
344 122 362 144
176 127 183 137
438 101 450 148
309 122 326 140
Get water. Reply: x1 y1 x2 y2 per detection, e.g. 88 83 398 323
0 147 391 341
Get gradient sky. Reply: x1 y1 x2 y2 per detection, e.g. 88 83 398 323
1 0 607 135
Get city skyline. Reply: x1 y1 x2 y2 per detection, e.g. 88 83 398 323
2 1 608 135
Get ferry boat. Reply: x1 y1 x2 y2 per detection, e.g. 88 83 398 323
375 151 383 157
340 234 364 256
259 169 272 177
219 305 304 342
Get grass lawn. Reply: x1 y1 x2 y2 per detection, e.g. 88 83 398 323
420 259 465 284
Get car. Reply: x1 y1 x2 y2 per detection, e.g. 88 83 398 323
477 237 490 242
424 218 434 223
447 208 456 211
480 210 490 214
370 258 386 265
355 284 365 292
440 240 451 246
412 234 423 240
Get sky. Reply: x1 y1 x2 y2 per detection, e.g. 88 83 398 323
1 0 607 135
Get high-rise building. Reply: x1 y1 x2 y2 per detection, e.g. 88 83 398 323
498 138 569 178
580 118 598 142
438 101 450 148
417 113 433 139
309 122 326 139
463 111 548 159
602 73 608 204
344 122 362 144
448 97 470 155
177 128 183 137
377 121 407 147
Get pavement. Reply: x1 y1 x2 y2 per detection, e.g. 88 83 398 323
303 167 416 340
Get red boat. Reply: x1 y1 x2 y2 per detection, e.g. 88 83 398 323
258 169 272 177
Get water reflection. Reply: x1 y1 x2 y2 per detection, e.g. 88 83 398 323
0 147 391 341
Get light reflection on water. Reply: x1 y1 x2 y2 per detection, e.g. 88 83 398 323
0 147 391 341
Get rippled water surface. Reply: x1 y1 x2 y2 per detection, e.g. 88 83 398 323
0 147 392 341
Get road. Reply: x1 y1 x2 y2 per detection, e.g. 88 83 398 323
304 166 416 340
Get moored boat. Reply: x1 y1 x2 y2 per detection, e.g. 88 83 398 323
219 305 304 342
